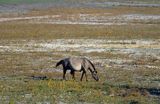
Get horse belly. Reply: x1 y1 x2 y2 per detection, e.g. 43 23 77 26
69 58 83 71
72 64 81 71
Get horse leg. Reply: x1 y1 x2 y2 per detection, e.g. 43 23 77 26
63 69 66 80
80 71 85 81
84 72 88 81
70 70 75 80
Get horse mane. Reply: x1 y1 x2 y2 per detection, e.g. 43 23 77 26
85 58 96 72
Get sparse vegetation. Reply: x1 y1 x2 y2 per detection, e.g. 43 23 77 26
0 23 159 39
0 0 160 103
0 76 159 104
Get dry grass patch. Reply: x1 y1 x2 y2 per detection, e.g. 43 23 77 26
26 7 160 16
0 23 160 40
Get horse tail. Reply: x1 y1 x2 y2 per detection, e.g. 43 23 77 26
56 60 63 67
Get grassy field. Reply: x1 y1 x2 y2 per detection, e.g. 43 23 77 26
0 24 159 103
0 78 159 104
0 23 160 40
0 1 160 103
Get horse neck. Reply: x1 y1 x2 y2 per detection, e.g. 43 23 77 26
83 58 96 73
88 68 94 74
88 60 96 73
88 63 96 74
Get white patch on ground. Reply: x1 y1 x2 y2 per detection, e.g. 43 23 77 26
0 39 159 70
0 39 159 54
87 2 160 7
0 14 160 25
0 15 60 22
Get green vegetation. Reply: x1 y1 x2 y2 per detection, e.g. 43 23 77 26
0 3 159 103
0 50 159 103
0 76 159 104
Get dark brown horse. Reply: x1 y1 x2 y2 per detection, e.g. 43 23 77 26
56 57 99 81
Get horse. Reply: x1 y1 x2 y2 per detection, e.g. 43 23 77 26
56 57 99 81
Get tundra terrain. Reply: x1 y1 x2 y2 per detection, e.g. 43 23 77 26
0 0 160 104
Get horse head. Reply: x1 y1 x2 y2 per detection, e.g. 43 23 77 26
92 70 99 81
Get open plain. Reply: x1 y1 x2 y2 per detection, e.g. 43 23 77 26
0 0 160 104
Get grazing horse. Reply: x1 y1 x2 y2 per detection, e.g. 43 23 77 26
56 57 99 81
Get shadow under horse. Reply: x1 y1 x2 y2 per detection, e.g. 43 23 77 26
56 57 99 81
